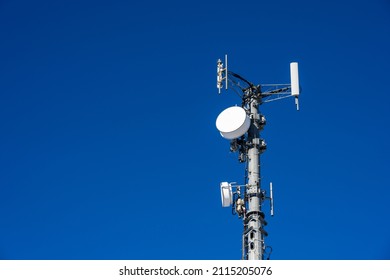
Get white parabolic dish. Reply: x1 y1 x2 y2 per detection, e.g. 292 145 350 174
216 106 250 140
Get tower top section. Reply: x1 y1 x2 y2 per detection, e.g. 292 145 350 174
216 54 301 110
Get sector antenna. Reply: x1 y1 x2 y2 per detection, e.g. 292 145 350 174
215 55 301 260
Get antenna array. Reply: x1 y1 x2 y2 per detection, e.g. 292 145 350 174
215 55 300 260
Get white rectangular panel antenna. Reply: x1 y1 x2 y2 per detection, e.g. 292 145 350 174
290 62 299 96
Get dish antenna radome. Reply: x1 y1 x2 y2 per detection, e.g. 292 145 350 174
216 106 250 140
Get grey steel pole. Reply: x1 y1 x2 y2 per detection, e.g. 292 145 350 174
245 92 264 260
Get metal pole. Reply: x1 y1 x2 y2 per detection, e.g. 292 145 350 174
245 90 264 260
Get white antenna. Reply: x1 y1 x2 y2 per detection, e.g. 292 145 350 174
215 55 301 260
216 106 250 140
290 62 300 96
220 182 233 207
216 54 228 94
290 62 300 110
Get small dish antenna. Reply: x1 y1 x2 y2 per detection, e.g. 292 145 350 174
216 106 250 140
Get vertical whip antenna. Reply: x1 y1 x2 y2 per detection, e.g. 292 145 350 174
270 182 274 217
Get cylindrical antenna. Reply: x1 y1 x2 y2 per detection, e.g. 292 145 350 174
217 59 223 94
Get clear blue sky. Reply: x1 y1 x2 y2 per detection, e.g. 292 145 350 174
1 0 389 260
